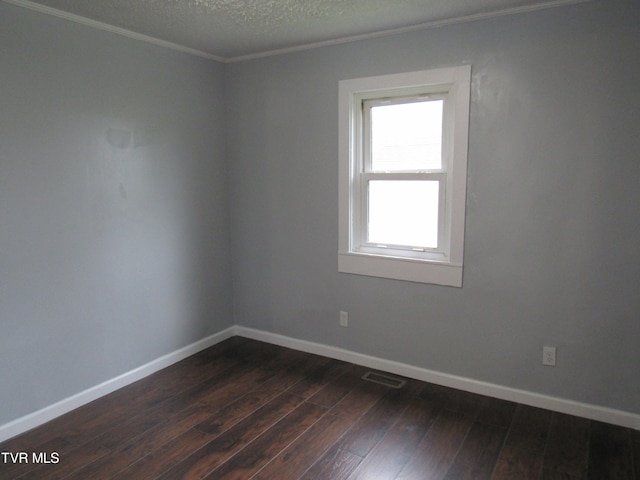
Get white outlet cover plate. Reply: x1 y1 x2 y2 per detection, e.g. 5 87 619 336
543 346 556 366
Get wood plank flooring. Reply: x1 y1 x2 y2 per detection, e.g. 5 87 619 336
1 337 638 479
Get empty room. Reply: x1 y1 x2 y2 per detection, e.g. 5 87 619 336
1 0 639 478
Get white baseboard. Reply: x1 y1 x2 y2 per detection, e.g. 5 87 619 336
234 326 640 431
3 325 638 443
0 327 236 443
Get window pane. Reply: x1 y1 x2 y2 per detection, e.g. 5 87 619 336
371 100 443 171
368 180 439 248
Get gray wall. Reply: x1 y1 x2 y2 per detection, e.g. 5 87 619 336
2 0 639 429
227 0 640 414
0 3 232 424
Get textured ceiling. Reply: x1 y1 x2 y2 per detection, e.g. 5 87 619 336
7 0 587 61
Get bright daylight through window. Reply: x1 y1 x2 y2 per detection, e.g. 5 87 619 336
338 66 471 286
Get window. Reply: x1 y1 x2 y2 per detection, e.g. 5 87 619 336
338 66 471 287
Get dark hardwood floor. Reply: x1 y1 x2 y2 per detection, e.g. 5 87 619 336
1 337 638 479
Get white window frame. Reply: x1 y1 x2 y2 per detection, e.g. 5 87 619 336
338 66 471 287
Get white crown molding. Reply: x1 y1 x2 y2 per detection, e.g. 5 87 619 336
4 0 590 63
1 0 226 62
227 0 591 62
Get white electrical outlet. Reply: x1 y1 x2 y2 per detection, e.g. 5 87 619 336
339 311 349 327
542 346 556 366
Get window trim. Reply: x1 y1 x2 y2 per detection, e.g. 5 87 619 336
338 66 471 287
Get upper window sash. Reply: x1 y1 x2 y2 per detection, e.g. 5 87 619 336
362 94 448 174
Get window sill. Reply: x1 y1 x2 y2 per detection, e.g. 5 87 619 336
338 252 463 287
